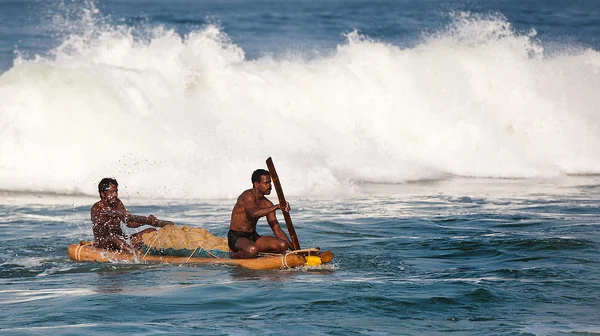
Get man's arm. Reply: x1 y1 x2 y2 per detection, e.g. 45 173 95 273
242 193 281 219
126 214 174 228
265 203 292 249
90 203 102 225
117 200 174 228
108 200 147 228
268 219 292 249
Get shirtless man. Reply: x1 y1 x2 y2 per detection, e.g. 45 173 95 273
228 169 293 259
91 178 173 254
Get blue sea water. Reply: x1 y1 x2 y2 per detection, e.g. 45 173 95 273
1 0 600 335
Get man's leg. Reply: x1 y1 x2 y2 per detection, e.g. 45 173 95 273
255 236 289 254
230 237 259 259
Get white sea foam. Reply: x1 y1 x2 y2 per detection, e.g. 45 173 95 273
1 6 599 199
0 288 94 304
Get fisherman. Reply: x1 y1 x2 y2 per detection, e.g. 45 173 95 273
228 169 293 259
91 177 173 253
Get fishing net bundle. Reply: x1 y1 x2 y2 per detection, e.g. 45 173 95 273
141 225 230 258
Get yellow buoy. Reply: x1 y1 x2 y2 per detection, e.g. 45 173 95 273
305 255 322 267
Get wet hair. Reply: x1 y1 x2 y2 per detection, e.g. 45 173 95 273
251 169 270 184
98 177 118 196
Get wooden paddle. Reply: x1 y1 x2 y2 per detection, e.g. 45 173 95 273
266 157 301 251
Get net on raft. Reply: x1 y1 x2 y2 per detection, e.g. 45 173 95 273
141 225 230 258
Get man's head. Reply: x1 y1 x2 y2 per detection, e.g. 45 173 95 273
251 169 272 195
251 169 270 184
98 177 119 203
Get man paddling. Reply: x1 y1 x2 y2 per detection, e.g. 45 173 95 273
228 169 293 259
91 178 173 253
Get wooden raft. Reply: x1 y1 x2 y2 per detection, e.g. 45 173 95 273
68 242 308 270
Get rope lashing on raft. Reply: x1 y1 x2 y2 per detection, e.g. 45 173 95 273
184 242 220 262
258 252 291 268
282 252 289 268
141 232 161 261
183 238 222 259
185 244 202 263
288 248 321 254
260 248 325 267
75 241 93 260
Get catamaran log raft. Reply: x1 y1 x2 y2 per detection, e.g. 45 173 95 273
68 241 332 270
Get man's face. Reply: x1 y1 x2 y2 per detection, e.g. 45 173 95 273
255 175 272 195
101 183 119 205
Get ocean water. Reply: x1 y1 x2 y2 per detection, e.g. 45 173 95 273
1 0 600 335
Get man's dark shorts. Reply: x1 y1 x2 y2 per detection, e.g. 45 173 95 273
228 230 261 252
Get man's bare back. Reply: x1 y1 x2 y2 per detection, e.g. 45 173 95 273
228 170 292 259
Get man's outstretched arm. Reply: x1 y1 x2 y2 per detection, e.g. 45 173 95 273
126 214 174 228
